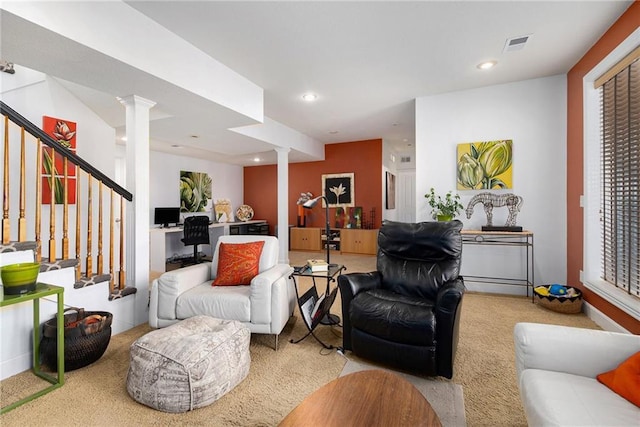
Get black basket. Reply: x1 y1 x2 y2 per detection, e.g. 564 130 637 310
40 308 112 372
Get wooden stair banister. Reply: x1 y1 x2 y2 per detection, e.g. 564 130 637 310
1 100 135 300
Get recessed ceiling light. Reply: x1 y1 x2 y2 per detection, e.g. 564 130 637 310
171 144 183 149
190 135 199 139
477 61 497 70
328 130 339 135
121 136 127 142
253 157 261 162
302 93 318 102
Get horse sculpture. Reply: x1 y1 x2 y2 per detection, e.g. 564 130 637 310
465 192 523 227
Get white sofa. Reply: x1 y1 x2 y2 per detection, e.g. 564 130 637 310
149 235 295 349
514 322 640 426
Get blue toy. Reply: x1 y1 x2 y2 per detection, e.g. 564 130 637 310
549 284 568 296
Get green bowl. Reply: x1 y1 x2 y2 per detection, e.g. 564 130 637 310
1 262 40 295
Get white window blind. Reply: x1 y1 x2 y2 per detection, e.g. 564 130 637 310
599 57 639 299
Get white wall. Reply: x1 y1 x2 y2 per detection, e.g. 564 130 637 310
148 151 244 259
416 75 567 294
149 150 243 224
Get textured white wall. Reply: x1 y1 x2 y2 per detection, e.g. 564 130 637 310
149 150 243 222
415 75 567 293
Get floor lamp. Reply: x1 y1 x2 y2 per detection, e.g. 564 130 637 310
302 195 333 267
302 195 340 325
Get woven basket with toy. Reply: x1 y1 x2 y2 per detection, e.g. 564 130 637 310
533 284 583 314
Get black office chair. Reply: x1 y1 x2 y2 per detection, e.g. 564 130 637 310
181 215 210 266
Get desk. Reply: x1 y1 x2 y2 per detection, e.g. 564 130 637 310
149 220 267 272
461 230 534 298
1 283 64 414
279 370 442 427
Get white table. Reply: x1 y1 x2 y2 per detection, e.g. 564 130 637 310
149 220 267 273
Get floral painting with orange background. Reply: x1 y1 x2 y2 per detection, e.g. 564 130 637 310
42 116 77 204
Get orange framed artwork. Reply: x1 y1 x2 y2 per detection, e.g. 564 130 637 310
42 116 77 204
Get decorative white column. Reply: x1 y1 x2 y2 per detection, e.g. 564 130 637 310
275 147 290 264
119 95 155 326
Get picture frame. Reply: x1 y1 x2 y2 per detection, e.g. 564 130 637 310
456 140 513 190
180 170 213 213
321 173 354 208
386 171 396 209
42 116 77 204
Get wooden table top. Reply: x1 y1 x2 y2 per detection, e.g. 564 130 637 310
279 370 442 427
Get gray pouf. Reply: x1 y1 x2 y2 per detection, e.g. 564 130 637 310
127 315 250 413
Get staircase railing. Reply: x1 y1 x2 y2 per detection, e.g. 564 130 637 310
1 101 134 299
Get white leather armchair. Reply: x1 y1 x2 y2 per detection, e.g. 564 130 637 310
514 322 640 426
149 235 295 349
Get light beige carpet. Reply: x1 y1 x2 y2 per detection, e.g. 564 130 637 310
0 251 601 426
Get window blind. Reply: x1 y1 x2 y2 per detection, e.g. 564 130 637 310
599 57 639 297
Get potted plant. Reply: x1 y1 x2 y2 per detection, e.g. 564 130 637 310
424 187 463 221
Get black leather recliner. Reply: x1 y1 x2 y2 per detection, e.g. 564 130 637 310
337 220 465 378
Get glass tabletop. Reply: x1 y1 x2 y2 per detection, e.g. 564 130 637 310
292 264 345 279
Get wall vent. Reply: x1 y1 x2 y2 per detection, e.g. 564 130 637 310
503 34 531 53
400 156 412 163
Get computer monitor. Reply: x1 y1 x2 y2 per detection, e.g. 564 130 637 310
154 207 180 228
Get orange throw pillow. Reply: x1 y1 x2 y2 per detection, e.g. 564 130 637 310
212 241 265 286
596 351 640 407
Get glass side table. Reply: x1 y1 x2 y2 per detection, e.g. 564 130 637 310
1 283 64 414
290 264 345 349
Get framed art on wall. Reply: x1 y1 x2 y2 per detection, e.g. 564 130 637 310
322 173 354 208
180 170 213 212
456 139 513 190
386 171 396 209
42 116 77 204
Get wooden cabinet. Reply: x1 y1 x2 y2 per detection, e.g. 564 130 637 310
290 227 322 251
291 227 378 255
340 229 378 255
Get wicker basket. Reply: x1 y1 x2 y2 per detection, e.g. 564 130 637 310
534 285 583 314
40 307 112 372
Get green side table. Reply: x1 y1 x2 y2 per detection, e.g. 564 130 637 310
1 283 64 414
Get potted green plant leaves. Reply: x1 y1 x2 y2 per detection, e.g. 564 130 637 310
424 188 463 221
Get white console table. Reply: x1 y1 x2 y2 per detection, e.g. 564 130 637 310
149 220 267 273
461 230 534 298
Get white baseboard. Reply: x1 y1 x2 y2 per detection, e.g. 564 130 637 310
583 301 630 334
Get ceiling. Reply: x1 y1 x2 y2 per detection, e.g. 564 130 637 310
1 1 633 165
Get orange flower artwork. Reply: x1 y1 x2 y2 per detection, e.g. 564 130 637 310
42 116 77 204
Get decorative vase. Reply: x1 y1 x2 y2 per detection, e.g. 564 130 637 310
437 214 453 222
297 205 306 227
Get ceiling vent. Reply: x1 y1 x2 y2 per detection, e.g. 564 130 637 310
400 156 412 163
503 34 531 53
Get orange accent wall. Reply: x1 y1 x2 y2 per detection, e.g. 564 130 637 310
244 139 383 235
567 2 639 334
